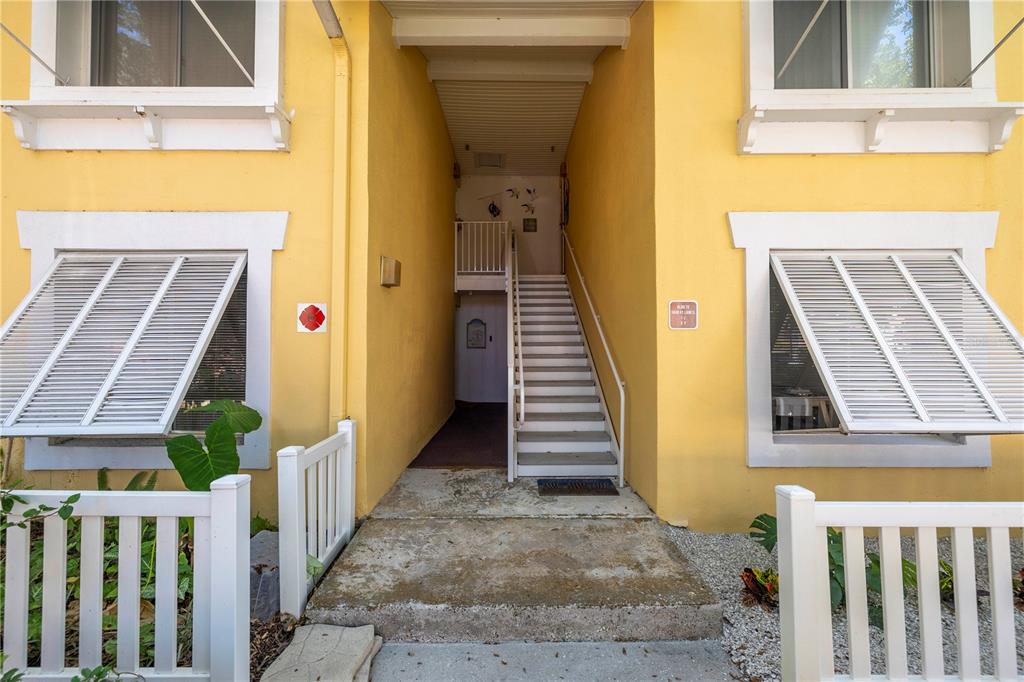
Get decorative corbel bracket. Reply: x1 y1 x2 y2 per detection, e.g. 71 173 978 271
267 106 293 151
2 106 37 149
738 106 765 154
134 106 162 149
865 109 894 152
989 107 1024 152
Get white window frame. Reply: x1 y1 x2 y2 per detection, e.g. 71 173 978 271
740 0 1024 154
15 210 287 470
729 210 998 468
2 0 289 151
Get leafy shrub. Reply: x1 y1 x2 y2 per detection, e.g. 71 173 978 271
740 567 779 610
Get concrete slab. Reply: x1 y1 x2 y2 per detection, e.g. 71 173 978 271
305 517 721 642
369 641 738 681
259 624 375 681
370 468 654 520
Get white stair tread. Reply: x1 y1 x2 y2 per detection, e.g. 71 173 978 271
518 431 611 443
523 353 587 359
522 366 588 372
524 380 594 387
525 412 605 421
522 395 600 403
516 451 617 466
524 340 583 345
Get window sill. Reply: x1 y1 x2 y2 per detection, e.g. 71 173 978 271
738 101 1024 155
1 100 291 151
750 435 990 468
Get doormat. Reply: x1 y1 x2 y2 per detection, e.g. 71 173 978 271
537 478 619 496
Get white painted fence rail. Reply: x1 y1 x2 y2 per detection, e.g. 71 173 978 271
777 485 1024 682
2 474 251 681
277 419 356 617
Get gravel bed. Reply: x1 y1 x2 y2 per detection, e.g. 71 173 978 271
665 526 1024 682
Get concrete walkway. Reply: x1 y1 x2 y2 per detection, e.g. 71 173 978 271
369 641 737 681
305 468 723 643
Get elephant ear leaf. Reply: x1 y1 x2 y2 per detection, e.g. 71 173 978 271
191 400 262 434
166 421 239 492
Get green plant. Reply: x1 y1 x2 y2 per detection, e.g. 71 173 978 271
749 514 919 614
251 513 278 536
740 567 779 610
0 654 25 682
166 400 262 491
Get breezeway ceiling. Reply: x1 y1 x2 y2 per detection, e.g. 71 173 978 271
381 1 642 176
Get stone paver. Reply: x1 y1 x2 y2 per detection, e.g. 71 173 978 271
260 624 376 681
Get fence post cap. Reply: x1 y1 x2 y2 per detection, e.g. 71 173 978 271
277 445 305 459
210 474 251 490
337 419 354 433
775 485 815 500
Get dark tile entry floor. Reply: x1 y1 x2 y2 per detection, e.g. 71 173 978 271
410 401 506 468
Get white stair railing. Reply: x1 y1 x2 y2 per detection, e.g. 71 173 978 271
777 485 1024 681
2 476 251 680
455 221 508 276
562 230 626 487
277 419 357 617
506 228 525 482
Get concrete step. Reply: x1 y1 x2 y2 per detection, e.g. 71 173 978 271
519 367 592 381
522 354 587 367
518 314 576 323
516 450 618 467
517 305 574 313
304 517 722 642
520 395 601 412
522 342 584 353
516 295 570 302
517 322 578 331
525 380 596 396
520 412 606 432
518 274 567 281
521 335 581 344
516 430 611 453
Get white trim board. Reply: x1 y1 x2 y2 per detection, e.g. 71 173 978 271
2 0 288 151
739 0 1024 154
16 211 288 470
728 211 998 468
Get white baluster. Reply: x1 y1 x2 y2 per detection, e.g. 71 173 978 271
843 526 871 680
914 526 943 681
951 527 980 679
878 526 907 679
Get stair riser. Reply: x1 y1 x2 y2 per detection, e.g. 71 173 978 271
523 343 583 352
522 357 588 367
516 284 569 290
520 370 592 381
517 440 609 453
515 464 620 478
520 402 600 412
519 315 576 323
518 323 579 332
516 297 570 304
517 306 575 314
520 421 606 432
528 385 596 396
523 333 581 341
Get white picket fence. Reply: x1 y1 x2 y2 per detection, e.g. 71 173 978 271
277 419 357 617
777 485 1024 682
2 474 251 681
455 221 508 275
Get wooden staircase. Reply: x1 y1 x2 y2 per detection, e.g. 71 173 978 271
512 275 620 478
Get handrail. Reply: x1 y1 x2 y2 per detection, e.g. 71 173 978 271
513 233 525 427
562 230 626 488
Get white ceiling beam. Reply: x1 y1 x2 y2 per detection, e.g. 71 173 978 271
393 16 630 48
428 57 593 82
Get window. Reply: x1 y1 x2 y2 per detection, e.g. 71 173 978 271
0 253 247 437
55 0 255 88
1 0 287 150
729 211 1018 467
740 1 1023 154
12 210 287 470
773 0 971 90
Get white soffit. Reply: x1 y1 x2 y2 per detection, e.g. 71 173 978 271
383 1 641 47
437 79 586 175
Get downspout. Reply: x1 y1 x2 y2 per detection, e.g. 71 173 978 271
318 2 352 427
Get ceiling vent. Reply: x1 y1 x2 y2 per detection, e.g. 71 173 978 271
474 152 505 169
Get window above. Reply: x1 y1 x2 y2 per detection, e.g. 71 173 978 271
56 0 255 88
0 252 247 437
1 0 289 151
741 0 1023 154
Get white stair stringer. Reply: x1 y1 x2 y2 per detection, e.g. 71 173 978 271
512 274 621 480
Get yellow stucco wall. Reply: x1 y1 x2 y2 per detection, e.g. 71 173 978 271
0 0 354 517
651 0 1024 531
352 1 456 516
565 2 658 508
0 0 452 520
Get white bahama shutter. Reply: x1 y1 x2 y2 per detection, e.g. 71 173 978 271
770 250 1024 435
0 252 246 437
